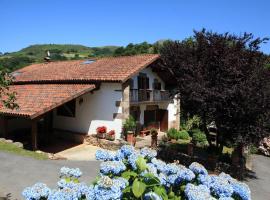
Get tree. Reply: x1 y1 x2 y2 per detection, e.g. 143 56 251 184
0 70 17 110
160 29 270 153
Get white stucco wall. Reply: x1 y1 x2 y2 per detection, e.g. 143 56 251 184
130 67 179 130
53 83 123 139
131 67 165 90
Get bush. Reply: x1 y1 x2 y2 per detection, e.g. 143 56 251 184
177 130 190 140
192 129 208 146
123 116 136 133
22 146 252 200
185 115 201 131
166 128 178 140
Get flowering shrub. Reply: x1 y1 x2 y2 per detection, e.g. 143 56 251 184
22 145 251 200
106 130 116 141
96 126 107 134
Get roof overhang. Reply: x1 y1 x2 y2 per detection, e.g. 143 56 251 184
0 84 95 119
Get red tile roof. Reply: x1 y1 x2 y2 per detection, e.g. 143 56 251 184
14 54 159 83
0 84 95 119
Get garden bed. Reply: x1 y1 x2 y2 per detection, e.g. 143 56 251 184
84 135 129 151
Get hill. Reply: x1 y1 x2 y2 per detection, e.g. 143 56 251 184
0 41 167 71
0 44 119 71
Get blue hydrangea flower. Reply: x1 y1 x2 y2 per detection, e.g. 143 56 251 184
85 185 95 200
219 172 234 182
57 179 76 189
167 174 178 185
163 163 180 175
22 183 51 200
211 176 234 198
100 161 126 175
114 149 125 161
120 145 135 157
157 173 169 187
219 197 234 200
198 174 214 188
184 183 214 200
176 167 196 183
127 152 140 170
60 167 82 178
140 147 157 159
231 181 251 200
94 176 123 200
113 177 129 190
144 191 163 200
95 149 116 161
151 158 167 173
189 162 208 175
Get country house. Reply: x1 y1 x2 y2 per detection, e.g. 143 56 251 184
0 54 179 150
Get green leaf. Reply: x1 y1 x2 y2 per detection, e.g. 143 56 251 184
136 156 148 172
154 186 168 200
121 171 138 180
132 178 146 198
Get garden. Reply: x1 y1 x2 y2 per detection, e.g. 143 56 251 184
22 145 251 200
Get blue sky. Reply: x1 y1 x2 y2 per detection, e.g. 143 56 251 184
1 0 270 53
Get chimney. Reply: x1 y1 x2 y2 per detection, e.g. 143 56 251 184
44 50 51 62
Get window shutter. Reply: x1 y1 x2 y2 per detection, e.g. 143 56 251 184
137 76 142 89
146 77 149 89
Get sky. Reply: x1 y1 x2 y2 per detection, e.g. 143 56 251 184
1 0 270 53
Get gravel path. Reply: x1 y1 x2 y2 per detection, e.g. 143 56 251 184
244 155 270 200
0 151 100 200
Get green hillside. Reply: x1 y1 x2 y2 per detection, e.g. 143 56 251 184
0 41 166 71
0 44 119 71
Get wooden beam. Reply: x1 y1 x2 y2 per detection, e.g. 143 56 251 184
31 120 38 150
2 117 8 138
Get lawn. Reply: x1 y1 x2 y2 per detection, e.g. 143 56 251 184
0 141 48 160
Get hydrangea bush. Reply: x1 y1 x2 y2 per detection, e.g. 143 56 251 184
22 145 251 200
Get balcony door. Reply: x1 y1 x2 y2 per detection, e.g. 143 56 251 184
137 73 150 101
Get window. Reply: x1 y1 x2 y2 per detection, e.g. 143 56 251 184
137 73 149 89
153 79 161 90
57 100 76 117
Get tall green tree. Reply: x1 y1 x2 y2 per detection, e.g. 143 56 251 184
160 29 270 152
0 70 17 110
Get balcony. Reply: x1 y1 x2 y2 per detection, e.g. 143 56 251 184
130 89 171 103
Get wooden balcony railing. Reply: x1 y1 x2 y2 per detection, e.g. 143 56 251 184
130 89 171 103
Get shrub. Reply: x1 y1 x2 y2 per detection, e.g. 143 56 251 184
123 116 136 133
185 115 201 131
192 129 208 146
96 126 107 134
166 128 178 140
22 146 252 200
177 130 190 140
106 130 116 141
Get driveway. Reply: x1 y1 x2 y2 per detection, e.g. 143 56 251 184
244 155 270 200
0 151 100 200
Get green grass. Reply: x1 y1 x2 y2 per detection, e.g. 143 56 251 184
0 141 48 160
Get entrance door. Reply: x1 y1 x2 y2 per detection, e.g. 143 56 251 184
158 109 168 132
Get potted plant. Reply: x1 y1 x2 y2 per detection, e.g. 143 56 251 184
106 130 115 141
123 116 136 145
96 126 107 139
150 128 158 148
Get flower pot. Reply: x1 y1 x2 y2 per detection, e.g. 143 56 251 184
187 143 194 156
97 133 106 139
126 132 134 145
